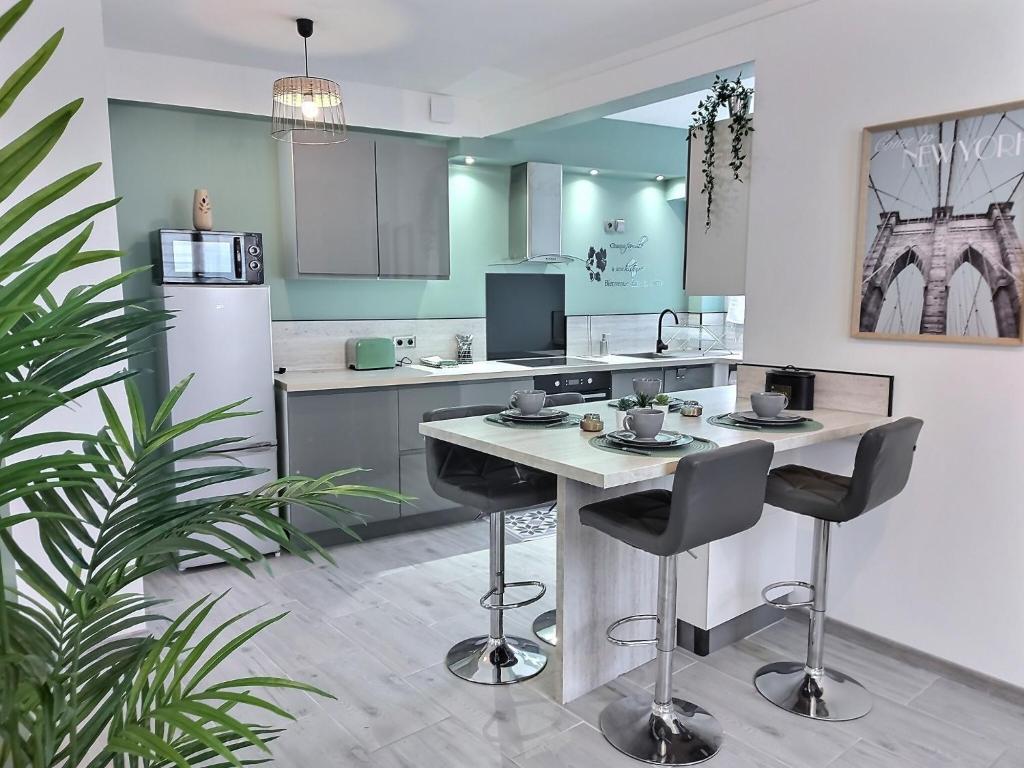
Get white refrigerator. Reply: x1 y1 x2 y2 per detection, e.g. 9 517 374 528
155 284 280 568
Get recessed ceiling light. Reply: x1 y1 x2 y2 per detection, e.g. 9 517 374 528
589 169 599 176
655 175 665 181
465 156 475 165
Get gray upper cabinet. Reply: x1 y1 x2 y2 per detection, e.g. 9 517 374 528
280 132 379 277
279 131 450 279
375 138 450 279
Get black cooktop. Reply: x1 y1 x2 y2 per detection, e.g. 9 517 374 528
502 357 596 368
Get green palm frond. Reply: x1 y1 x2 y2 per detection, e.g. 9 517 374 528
0 2 409 766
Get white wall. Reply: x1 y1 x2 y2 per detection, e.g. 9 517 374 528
1 0 125 589
104 48 482 138
497 0 1024 685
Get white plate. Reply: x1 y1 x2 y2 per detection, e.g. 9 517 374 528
499 408 567 423
607 429 693 448
730 410 806 425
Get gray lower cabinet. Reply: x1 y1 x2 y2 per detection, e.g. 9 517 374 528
664 364 715 392
281 133 380 277
284 389 400 533
397 378 532 516
611 368 665 399
375 138 450 279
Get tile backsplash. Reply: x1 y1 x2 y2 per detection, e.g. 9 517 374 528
566 312 742 356
272 318 487 370
273 312 742 371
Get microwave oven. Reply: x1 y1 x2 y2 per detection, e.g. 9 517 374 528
156 229 264 284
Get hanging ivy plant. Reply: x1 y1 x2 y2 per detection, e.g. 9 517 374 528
690 75 754 230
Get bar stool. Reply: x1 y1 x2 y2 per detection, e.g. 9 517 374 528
580 441 775 765
531 391 586 647
754 417 923 721
424 405 556 685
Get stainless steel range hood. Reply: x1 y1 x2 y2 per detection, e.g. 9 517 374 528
508 162 578 264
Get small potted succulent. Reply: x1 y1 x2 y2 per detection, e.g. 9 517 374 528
613 397 635 429
653 392 671 415
632 391 657 409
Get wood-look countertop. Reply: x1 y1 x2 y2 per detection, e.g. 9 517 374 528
418 385 891 489
274 353 741 393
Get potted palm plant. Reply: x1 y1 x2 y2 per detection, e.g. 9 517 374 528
0 2 405 765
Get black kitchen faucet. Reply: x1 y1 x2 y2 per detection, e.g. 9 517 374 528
657 308 679 354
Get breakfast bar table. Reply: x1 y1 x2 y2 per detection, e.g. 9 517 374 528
419 384 892 703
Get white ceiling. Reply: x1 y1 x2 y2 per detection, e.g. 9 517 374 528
100 0 774 99
604 76 756 129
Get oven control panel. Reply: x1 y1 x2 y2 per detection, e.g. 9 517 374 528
533 370 612 400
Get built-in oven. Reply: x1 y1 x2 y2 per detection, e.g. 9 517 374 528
533 370 612 402
157 229 264 284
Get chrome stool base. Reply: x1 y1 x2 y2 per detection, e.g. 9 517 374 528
532 609 557 646
600 694 723 766
753 661 872 721
445 635 547 685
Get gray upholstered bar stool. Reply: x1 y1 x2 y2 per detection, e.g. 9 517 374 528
424 405 556 685
531 391 586 647
580 441 775 765
754 417 924 721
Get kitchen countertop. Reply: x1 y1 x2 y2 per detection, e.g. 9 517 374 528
274 352 742 393
418 384 891 489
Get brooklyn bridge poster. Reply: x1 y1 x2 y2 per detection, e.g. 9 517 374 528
853 101 1024 345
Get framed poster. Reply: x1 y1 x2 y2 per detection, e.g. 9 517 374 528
853 101 1024 345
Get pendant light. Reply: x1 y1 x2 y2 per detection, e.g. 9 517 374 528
271 18 347 144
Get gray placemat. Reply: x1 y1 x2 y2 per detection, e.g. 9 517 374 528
589 434 719 458
484 414 581 430
707 414 823 433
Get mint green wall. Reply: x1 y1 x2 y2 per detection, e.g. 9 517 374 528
108 102 689 319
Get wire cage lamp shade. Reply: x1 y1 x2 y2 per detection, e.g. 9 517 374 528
271 19 347 144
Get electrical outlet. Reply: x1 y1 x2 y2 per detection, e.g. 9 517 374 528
393 335 416 349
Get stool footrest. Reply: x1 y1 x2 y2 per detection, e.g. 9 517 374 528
480 580 546 611
761 580 815 610
606 614 659 646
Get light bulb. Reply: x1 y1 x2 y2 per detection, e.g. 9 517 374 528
655 175 665 181
589 169 599 176
301 98 320 120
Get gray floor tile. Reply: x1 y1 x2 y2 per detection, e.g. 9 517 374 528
295 641 447 752
406 663 580 757
247 600 355 675
366 716 520 767
257 707 373 768
364 565 483 625
669 662 858 768
992 748 1024 768
626 647 700 689
909 677 1024 748
826 739 917 768
563 677 650 729
843 692 1004 768
329 601 455 676
277 562 385 618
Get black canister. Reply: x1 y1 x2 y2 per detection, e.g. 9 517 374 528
764 366 816 411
